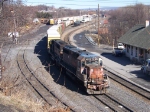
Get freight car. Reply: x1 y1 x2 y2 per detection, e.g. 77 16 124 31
49 39 109 94
40 18 49 24
50 19 54 25
47 24 66 53
47 25 61 53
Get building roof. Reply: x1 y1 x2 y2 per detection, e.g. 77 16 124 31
118 24 150 50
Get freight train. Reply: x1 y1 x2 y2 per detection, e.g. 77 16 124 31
42 15 90 25
46 15 109 94
48 39 109 94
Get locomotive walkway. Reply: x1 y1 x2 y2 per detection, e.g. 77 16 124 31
69 30 150 91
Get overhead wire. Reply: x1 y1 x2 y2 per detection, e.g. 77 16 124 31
21 0 150 8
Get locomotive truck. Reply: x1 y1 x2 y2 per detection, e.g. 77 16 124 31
49 39 109 94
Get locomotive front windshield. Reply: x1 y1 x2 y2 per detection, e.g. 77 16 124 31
85 57 102 66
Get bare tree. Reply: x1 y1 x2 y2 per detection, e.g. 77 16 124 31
107 4 149 46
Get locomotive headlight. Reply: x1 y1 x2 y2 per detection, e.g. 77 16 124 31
92 79 95 82
60 50 63 54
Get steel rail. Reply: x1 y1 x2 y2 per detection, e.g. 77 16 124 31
94 94 134 112
17 45 73 111
104 68 150 100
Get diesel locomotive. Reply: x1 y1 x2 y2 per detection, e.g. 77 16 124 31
49 39 109 94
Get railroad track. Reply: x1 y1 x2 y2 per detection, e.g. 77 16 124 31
63 21 96 43
104 68 150 100
94 94 133 112
16 45 72 111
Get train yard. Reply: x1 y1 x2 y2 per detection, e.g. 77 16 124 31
0 18 150 111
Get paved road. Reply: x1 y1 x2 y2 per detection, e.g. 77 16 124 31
71 31 150 90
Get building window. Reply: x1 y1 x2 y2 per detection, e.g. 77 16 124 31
131 46 133 55
139 49 144 58
127 45 129 53
135 47 137 57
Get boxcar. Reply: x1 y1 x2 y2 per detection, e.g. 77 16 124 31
50 19 54 25
47 29 61 53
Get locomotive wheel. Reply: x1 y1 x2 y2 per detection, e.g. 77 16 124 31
55 62 61 70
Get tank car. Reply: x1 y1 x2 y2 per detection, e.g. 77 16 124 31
50 39 109 94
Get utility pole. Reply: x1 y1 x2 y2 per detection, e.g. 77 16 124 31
98 4 100 46
95 10 96 30
11 0 18 44
11 9 17 44
113 39 115 50
0 46 2 80
80 10 81 22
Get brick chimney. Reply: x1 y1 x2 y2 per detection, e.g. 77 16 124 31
146 20 149 27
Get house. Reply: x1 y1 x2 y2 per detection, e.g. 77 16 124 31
33 18 39 24
118 20 150 64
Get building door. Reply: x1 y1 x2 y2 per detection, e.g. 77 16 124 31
139 49 144 57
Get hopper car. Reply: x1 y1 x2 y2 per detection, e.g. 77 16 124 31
49 39 109 94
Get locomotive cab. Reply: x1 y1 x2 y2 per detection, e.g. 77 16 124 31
85 65 109 93
77 56 109 94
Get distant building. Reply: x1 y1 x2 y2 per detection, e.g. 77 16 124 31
98 27 108 34
118 20 150 64
33 18 39 24
8 32 19 38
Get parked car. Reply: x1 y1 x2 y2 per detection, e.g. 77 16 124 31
74 21 80 26
117 43 125 49
112 48 124 57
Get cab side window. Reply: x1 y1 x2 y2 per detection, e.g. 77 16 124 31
146 61 148 66
82 61 85 67
78 61 81 67
82 68 87 74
